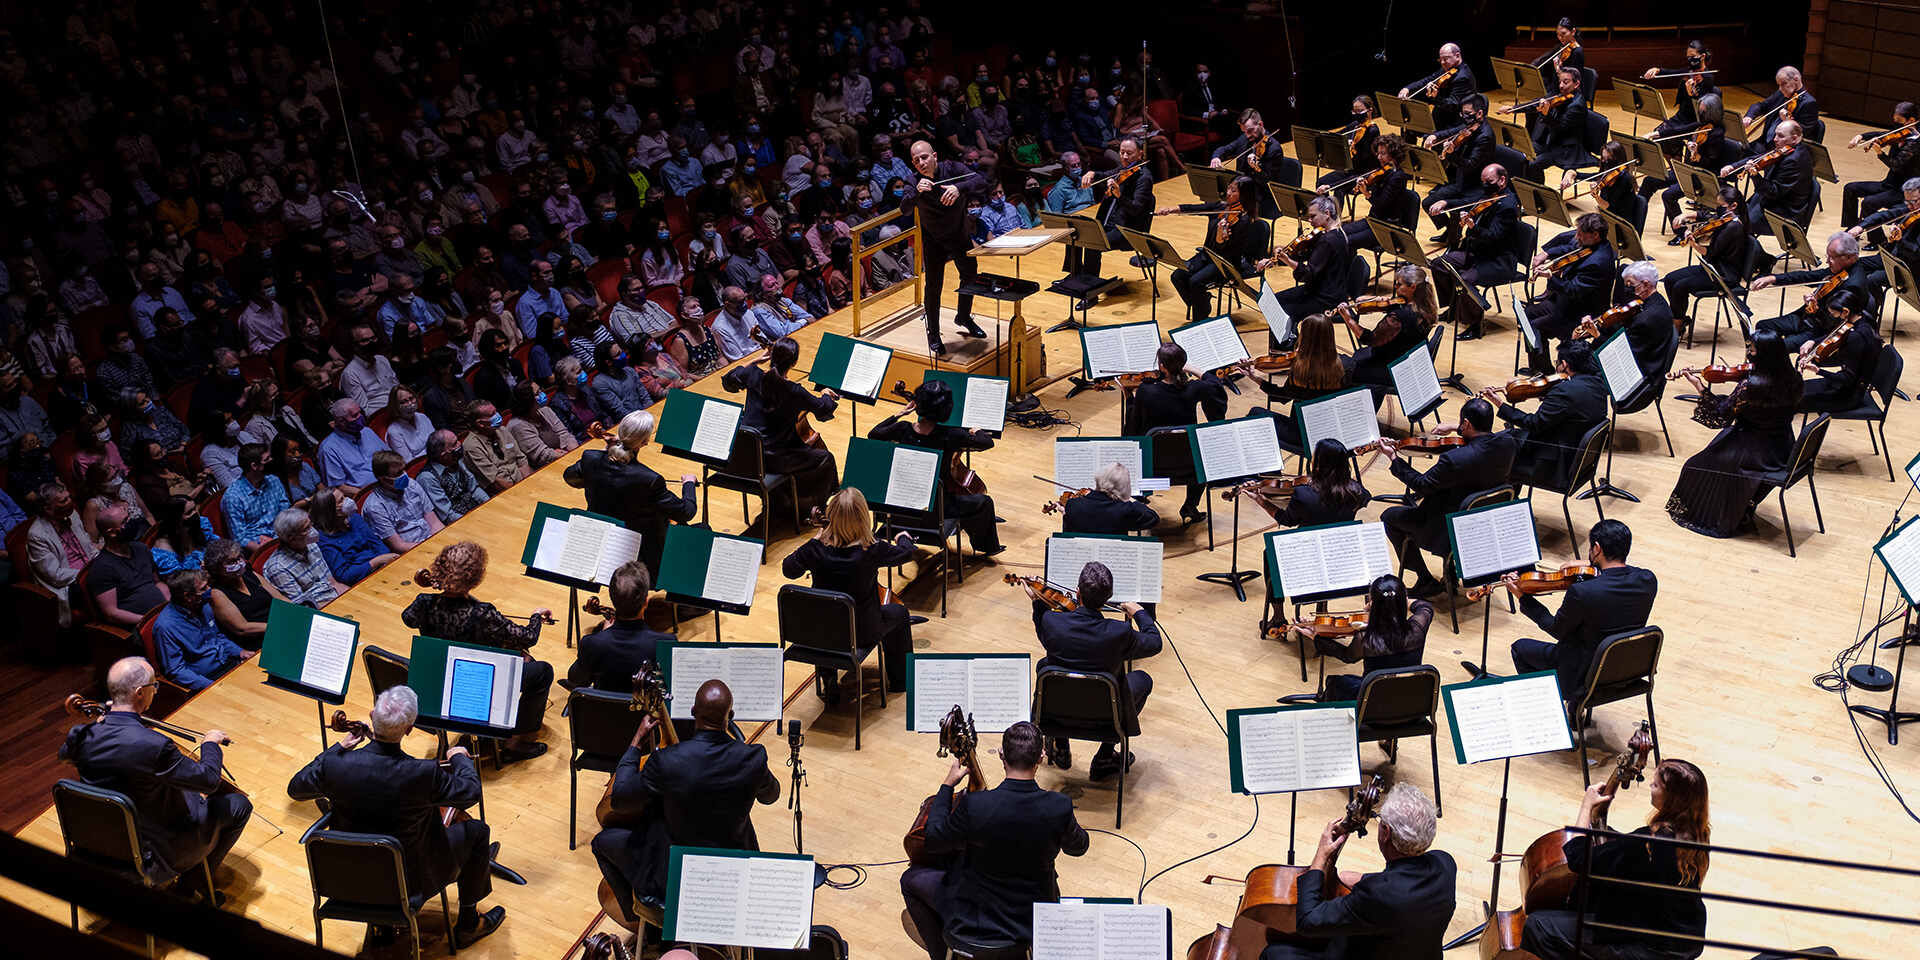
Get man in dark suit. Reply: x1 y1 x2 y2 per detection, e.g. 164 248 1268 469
1728 120 1815 230
1124 344 1228 525
909 139 990 355
1522 67 1591 183
1026 562 1161 778
1381 398 1519 598
1741 66 1821 154
59 656 252 896
1431 163 1519 339
1490 339 1609 492
286 685 507 947
1523 213 1616 373
566 562 672 692
1182 63 1236 139
1506 519 1658 701
900 720 1089 958
1854 179 1920 289
1261 783 1456 960
1422 94 1496 242
1400 43 1478 129
1210 108 1304 217
592 679 780 920
1841 101 1919 227
563 410 699 582
1061 462 1159 534
1752 230 1878 350
1079 137 1156 283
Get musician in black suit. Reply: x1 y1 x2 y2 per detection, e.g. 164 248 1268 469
1026 561 1162 779
1315 96 1385 193
1646 41 1718 137
1798 290 1883 414
899 721 1089 958
1422 95 1496 243
1518 67 1591 184
1506 519 1658 700
592 679 780 919
1211 108 1303 217
1751 230 1876 350
1522 213 1616 373
909 140 990 355
1842 101 1920 227
721 335 840 528
566 561 672 692
286 686 507 946
1728 120 1815 230
59 657 252 895
1854 179 1920 287
1742 66 1821 154
867 379 1004 556
1399 43 1478 129
1664 184 1756 328
562 409 699 582
1488 339 1609 492
1612 261 1680 383
1328 135 1415 253
1263 196 1352 324
1381 398 1519 598
1243 438 1371 529
783 487 919 693
1646 95 1745 230
1431 163 1519 339
1079 138 1155 280
1260 783 1456 960
1061 462 1159 534
1123 343 1228 526
1160 176 1271 322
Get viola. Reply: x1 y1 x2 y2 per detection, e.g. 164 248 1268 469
1464 563 1598 602
1729 143 1793 179
1004 573 1078 612
1223 474 1309 502
1572 299 1643 341
1216 204 1246 245
1667 362 1750 384
1354 433 1464 459
1802 317 1859 369
1503 91 1573 116
1499 372 1569 403
1743 92 1801 138
1686 209 1736 246
1858 120 1920 152
1277 227 1328 261
1207 776 1385 945
1683 126 1711 163
66 695 244 794
1040 488 1091 515
904 706 986 865
1886 206 1920 242
1117 370 1167 389
1436 121 1478 158
594 663 678 830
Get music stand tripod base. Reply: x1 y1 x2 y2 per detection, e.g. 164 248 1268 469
1195 493 1260 601
1848 608 1920 743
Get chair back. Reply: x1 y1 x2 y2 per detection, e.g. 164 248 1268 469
248 538 280 575
1783 414 1831 489
52 779 148 880
1581 107 1610 154
568 686 647 762
1146 425 1196 486
713 424 768 484
1580 67 1599 104
361 644 412 699
1145 99 1180 138
1567 419 1612 491
1491 144 1529 175
1575 626 1663 713
1870 347 1904 412
1033 667 1132 738
304 829 412 912
777 585 860 656
1460 484 1515 513
1345 254 1370 299
1511 220 1539 266
1354 665 1440 728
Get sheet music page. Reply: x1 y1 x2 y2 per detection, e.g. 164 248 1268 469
1054 440 1144 495
673 854 749 944
673 854 815 949
702 537 763 606
530 516 572 574
965 656 1032 732
1235 710 1301 794
1906 454 1920 494
300 614 357 695
1044 537 1096 599
595 526 646 586
1447 682 1514 763
1451 502 1537 582
1235 417 1284 476
1237 707 1359 794
886 445 941 509
1515 300 1539 351
1597 334 1644 400
910 658 971 733
1296 708 1361 787
1271 528 1335 599
1449 675 1571 763
960 378 1009 432
718 646 786 721
1300 390 1381 451
1390 346 1444 419
1171 316 1249 373
1097 905 1171 960
1358 523 1394 579
558 514 612 582
739 857 815 948
841 342 890 399
1490 503 1541 573
1317 527 1367 592
691 399 742 460
667 646 727 720
1120 323 1162 372
1193 422 1250 481
1047 537 1163 603
1083 327 1130 379
1450 510 1500 581
1258 282 1294 344
983 233 1036 249
1879 520 1920 602
1032 903 1102 960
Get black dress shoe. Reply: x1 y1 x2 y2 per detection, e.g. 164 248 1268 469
1409 578 1447 599
365 925 399 947
1047 738 1072 769
955 315 988 338
454 906 507 948
1089 747 1136 781
1455 327 1482 341
1180 507 1207 527
928 334 947 356
498 741 548 764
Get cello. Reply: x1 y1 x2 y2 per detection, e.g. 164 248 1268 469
889 380 987 495
327 710 481 830
593 663 678 830
1206 775 1386 939
64 694 244 794
903 705 986 864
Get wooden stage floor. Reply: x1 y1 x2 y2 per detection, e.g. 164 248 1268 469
7 86 1920 958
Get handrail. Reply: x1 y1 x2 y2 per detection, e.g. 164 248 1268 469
848 206 923 337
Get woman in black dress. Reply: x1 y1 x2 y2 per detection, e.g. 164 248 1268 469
1158 175 1269 323
1244 438 1372 529
1797 289 1882 414
401 540 556 762
1256 313 1350 451
1522 759 1711 960
1666 328 1803 537
1316 96 1384 192
867 380 1005 555
782 487 918 695
1330 134 1415 253
1562 140 1639 225
721 335 840 530
1342 263 1439 405
203 538 287 650
1124 343 1229 525
1303 574 1434 702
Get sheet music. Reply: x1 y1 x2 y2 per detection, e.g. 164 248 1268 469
1878 519 1920 604
885 446 941 509
667 645 784 721
1193 417 1281 482
910 658 970 733
1298 390 1382 452
960 377 1010 432
299 614 357 696
1170 316 1251 374
1033 903 1170 960
1450 501 1541 582
1234 706 1359 794
595 525 646 586
530 515 574 576
1269 523 1395 599
1258 282 1294 344
910 656 1030 732
1597 333 1644 400
1515 300 1539 351
1447 674 1574 763
702 536 763 606
983 233 1036 249
1084 324 1160 378
1046 536 1164 604
557 514 612 582
672 853 815 949
841 342 890 399
1389 345 1444 419
440 645 523 728
690 399 742 460
446 660 494 723
1054 440 1145 495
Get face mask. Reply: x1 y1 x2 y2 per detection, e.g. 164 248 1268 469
1046 57 1057 68
816 176 830 187
398 293 417 305
577 370 589 384
858 197 874 209
535 391 548 405
461 171 477 183
612 352 627 366
491 300 507 314
225 365 241 378
657 229 671 241
95 429 112 443
391 474 410 492
891 187 905 198
262 285 277 299
741 205 755 217
487 412 503 428
966 206 982 216
106 525 135 543
223 560 245 575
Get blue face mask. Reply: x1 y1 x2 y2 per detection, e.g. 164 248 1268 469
535 390 548 405
612 352 627 366
488 412 503 428
225 366 240 377
741 205 755 217
576 370 589 384
391 474 410 492
601 210 617 221
657 229 671 241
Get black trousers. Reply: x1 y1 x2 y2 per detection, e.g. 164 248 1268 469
591 826 647 923
1084 225 1131 274
952 491 1001 552
1522 908 1698 960
1842 181 1903 228
1433 250 1496 332
877 601 912 691
516 659 554 737
1170 251 1222 321
1383 505 1439 582
441 817 494 908
900 865 950 960
1425 181 1478 230
200 792 253 879
1663 264 1719 325
923 245 977 337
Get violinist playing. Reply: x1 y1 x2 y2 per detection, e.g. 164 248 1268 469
1488 339 1609 493
1521 67 1591 184
1259 196 1351 329
1741 66 1821 154
1421 93 1496 244
1060 461 1159 535
1505 519 1658 700
1643 95 1741 230
1667 329 1804 539
868 379 1005 556
562 409 699 583
720 334 840 533
1522 212 1616 374
1521 759 1711 960
1535 19 1585 92
1294 574 1432 703
287 686 508 947
1026 561 1161 778
1158 175 1271 323
1725 119 1814 230
1561 141 1639 222
402 541 555 763
1662 184 1755 330
1124 343 1227 526
566 560 674 693
1211 108 1303 217
783 487 920 695
1841 100 1920 227
1851 178 1920 289
59 656 252 902
1243 438 1370 529
1399 42 1477 128
1258 783 1456 960
1342 264 1438 405
1796 289 1883 415
1078 138 1155 281
1432 162 1519 341
1643 40 1718 139
1611 261 1680 384
1326 134 1416 255
899 721 1088 960
1380 398 1518 599
1253 314 1350 449
1314 96 1385 193
1750 230 1874 350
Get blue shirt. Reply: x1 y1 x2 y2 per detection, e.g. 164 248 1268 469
868 156 913 201
221 474 290 543
153 517 219 575
375 295 446 338
130 286 196 340
153 600 246 691
977 200 1027 238
1046 175 1094 213
263 541 337 607
662 157 703 196
318 427 390 488
317 513 386 585
0 488 26 540
752 298 812 338
362 480 436 547
514 285 567 339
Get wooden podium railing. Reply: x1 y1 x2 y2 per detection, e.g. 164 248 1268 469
848 206 924 337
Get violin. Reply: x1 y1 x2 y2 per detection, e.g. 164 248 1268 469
1277 227 1328 261
1884 206 1920 243
1215 204 1246 245
1436 121 1478 158
1857 120 1919 152
1040 488 1091 515
1464 563 1597 602
594 663 678 830
1796 269 1849 315
415 568 556 623
1572 299 1643 341
1801 317 1859 370
1582 159 1639 200
1502 92 1573 116
1251 351 1297 373
1421 66 1458 98
904 705 986 865
1279 610 1369 639
1223 474 1309 502
1530 40 1577 69
1338 294 1407 316
65 694 244 793
1667 362 1750 384
1743 92 1801 138
1728 143 1793 179
1686 209 1736 246
1534 245 1595 278
1683 125 1711 163
1116 370 1167 389
887 381 988 495
1205 775 1385 945
1004 573 1077 612
1354 433 1464 461
1495 372 1568 403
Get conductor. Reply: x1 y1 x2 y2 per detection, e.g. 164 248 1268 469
910 140 990 356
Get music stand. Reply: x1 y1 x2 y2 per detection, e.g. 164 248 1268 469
1597 209 1647 262
1489 119 1538 161
1293 126 1356 181
1701 262 1754 371
1406 146 1451 187
1369 219 1430 268
1268 182 1319 236
1486 56 1550 113
1611 79 1671 137
1805 140 1839 184
1426 255 1474 394
1201 247 1261 318
1039 211 1121 332
1184 163 1234 204
1617 134 1671 183
1669 161 1722 208
1763 209 1822 276
1375 93 1437 136
1120 226 1186 324
1511 176 1572 229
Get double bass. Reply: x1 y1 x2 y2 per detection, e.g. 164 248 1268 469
1482 723 1654 960
1204 775 1386 942
593 663 677 830
903 705 986 864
